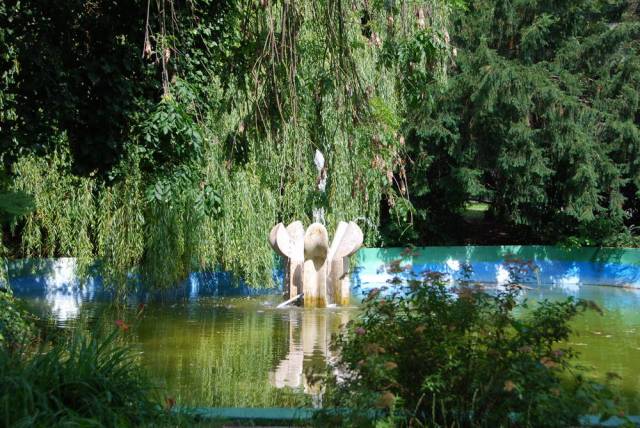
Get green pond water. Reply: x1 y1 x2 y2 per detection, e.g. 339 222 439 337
19 285 640 412
23 294 355 408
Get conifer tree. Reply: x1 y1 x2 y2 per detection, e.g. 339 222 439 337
403 0 640 245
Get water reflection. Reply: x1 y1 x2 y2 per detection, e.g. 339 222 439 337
7 258 104 322
269 309 350 406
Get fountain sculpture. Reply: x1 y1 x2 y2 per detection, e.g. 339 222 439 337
269 221 363 307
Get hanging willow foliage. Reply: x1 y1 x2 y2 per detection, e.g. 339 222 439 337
96 157 146 288
12 139 96 279
7 0 454 290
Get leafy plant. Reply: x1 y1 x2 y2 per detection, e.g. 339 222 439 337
324 261 623 427
11 142 96 277
402 0 640 246
0 190 35 285
0 327 164 427
0 289 36 354
0 191 34 226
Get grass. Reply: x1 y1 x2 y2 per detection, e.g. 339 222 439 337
462 201 490 222
0 327 165 427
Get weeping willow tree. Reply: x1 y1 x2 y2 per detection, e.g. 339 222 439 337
5 0 455 289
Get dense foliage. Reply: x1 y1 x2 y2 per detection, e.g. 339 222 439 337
1 1 639 289
403 0 640 245
0 0 165 172
0 288 35 353
325 263 623 427
1 0 454 288
0 329 163 427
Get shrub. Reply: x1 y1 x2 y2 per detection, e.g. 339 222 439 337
0 328 163 427
0 288 36 354
324 261 623 427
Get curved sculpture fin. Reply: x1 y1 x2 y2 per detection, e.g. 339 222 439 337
275 223 298 259
333 221 363 259
269 223 286 257
286 221 305 261
328 221 348 262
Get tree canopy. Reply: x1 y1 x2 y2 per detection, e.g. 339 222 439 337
402 0 640 246
0 0 454 287
0 0 638 288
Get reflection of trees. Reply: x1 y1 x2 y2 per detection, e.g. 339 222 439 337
136 304 352 408
136 302 308 408
270 309 350 407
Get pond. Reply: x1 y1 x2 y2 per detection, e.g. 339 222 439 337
9 246 640 412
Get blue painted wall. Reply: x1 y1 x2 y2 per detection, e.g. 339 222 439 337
354 246 640 290
7 246 640 307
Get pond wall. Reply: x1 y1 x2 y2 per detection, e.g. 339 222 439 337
354 246 640 290
7 246 640 306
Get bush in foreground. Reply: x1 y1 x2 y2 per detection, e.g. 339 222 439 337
0 326 164 427
323 262 623 427
0 287 36 354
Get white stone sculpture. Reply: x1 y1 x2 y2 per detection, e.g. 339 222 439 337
269 221 304 298
326 221 363 306
269 221 363 307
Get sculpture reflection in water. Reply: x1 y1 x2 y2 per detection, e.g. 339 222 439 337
269 308 351 407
